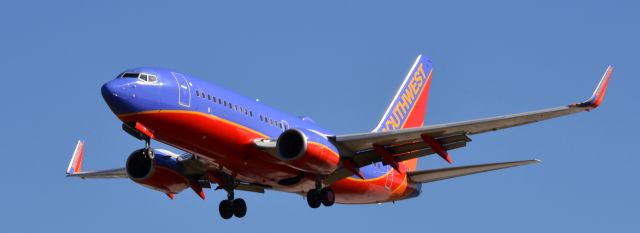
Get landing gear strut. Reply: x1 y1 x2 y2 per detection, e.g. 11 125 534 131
122 123 154 159
143 139 154 159
306 177 335 208
217 174 247 219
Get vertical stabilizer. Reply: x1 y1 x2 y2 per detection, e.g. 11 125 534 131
372 54 434 171
373 54 433 132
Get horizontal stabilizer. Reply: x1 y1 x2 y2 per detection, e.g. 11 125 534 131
67 168 128 179
407 159 540 183
66 140 128 179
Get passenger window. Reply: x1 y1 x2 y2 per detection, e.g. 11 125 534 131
260 115 263 121
196 90 200 97
249 111 253 117
229 103 233 109
208 94 211 101
213 96 217 102
223 100 227 106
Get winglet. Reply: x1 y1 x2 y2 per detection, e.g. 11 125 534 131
66 140 85 175
573 66 613 108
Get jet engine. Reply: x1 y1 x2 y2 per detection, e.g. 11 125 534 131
126 148 191 194
275 128 340 174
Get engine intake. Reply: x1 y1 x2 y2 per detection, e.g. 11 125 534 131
126 149 154 180
276 129 308 161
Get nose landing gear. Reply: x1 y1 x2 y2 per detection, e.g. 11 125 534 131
122 122 155 159
143 141 154 159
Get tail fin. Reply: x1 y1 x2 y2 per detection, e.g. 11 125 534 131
372 54 433 172
373 54 433 132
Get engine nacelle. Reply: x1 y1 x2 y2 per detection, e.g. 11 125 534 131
126 148 190 194
275 128 340 174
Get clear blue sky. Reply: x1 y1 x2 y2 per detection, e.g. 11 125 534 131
1 0 638 232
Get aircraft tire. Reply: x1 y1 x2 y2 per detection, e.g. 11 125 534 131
306 189 321 208
219 200 234 219
320 187 335 207
233 198 247 218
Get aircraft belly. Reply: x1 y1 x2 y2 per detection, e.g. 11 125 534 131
118 110 421 203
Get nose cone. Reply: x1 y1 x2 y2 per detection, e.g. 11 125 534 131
102 79 135 115
101 80 120 99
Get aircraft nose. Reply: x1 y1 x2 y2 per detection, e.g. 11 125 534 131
101 80 120 99
101 79 134 115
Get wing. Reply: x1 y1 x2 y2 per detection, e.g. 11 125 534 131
66 140 269 194
66 140 128 178
327 66 612 182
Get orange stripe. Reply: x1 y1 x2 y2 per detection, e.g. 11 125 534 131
118 110 340 158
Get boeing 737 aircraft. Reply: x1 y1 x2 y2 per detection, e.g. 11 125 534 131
67 55 612 219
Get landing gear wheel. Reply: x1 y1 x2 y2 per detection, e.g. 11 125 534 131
219 200 233 219
233 198 247 218
143 147 154 159
320 187 335 207
306 189 321 209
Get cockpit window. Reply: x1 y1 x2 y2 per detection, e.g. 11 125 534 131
148 75 157 82
120 72 158 83
139 74 149 82
122 73 140 78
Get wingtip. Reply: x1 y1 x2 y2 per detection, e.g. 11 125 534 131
573 66 613 108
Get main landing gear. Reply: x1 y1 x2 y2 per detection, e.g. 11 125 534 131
219 192 247 219
306 177 335 208
217 174 247 219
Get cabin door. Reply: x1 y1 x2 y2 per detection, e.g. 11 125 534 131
171 72 191 107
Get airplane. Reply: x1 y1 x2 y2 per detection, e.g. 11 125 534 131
66 54 612 219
